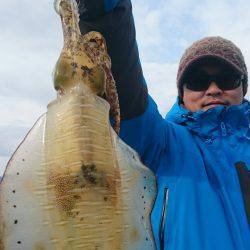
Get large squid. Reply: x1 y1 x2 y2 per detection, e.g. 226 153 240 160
0 1 157 249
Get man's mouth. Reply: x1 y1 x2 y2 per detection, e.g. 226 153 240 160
202 101 229 108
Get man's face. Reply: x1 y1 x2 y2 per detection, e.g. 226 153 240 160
182 61 244 112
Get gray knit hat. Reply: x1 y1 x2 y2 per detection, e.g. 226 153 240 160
177 36 248 97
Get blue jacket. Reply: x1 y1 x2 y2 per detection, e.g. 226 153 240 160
119 96 250 249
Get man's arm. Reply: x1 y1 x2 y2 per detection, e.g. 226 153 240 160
78 0 148 120
78 0 167 173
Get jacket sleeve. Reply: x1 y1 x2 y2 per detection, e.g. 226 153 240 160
78 0 168 173
119 96 168 173
78 0 148 119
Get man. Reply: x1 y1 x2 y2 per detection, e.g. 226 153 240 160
78 0 250 249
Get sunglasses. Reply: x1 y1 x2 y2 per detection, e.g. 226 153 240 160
184 72 244 91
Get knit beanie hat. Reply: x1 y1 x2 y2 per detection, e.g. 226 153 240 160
177 36 248 97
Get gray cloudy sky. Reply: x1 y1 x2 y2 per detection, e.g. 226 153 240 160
1 0 250 176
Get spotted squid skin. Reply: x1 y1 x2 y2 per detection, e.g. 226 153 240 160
82 37 121 134
0 1 156 249
0 91 157 249
53 0 120 133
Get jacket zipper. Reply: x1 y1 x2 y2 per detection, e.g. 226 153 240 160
159 188 169 250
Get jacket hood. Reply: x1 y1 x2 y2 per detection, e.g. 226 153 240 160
165 98 250 139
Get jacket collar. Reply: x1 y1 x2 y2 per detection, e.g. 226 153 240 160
165 97 250 139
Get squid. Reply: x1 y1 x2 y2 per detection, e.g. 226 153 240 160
0 1 157 249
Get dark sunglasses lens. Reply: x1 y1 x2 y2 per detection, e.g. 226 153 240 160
217 74 242 90
185 74 210 91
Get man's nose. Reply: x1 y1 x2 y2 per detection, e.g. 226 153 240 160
205 81 223 96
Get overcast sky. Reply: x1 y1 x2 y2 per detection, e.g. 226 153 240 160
1 0 250 176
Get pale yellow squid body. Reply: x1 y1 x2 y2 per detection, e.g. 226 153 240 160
0 0 157 249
